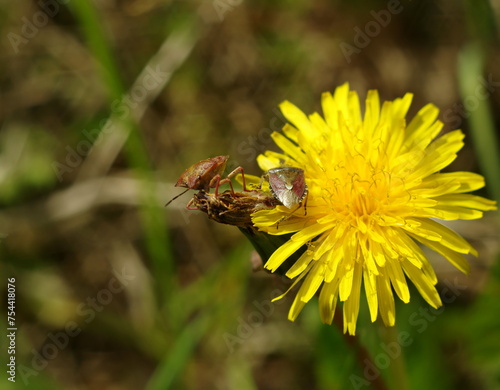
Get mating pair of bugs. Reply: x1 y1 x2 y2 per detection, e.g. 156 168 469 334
166 155 308 211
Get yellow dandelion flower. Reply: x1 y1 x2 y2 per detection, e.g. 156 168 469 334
251 83 497 335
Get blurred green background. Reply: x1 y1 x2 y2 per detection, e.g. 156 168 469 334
1 0 500 389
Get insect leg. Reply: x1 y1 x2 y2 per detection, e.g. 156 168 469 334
221 166 248 192
209 175 223 196
186 197 199 210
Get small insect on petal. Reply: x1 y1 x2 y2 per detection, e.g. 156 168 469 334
267 167 308 209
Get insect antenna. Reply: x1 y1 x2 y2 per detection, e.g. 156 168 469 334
165 188 191 207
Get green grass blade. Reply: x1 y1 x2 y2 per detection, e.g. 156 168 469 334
145 314 211 390
458 43 500 203
69 0 174 297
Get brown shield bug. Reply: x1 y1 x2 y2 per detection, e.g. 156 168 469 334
267 167 308 209
166 155 247 206
175 155 229 192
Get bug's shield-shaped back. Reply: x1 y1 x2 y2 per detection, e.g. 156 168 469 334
267 167 307 209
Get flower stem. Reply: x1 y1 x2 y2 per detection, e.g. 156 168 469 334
333 309 390 390
379 324 410 390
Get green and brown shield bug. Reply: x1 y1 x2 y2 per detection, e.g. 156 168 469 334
267 167 308 209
